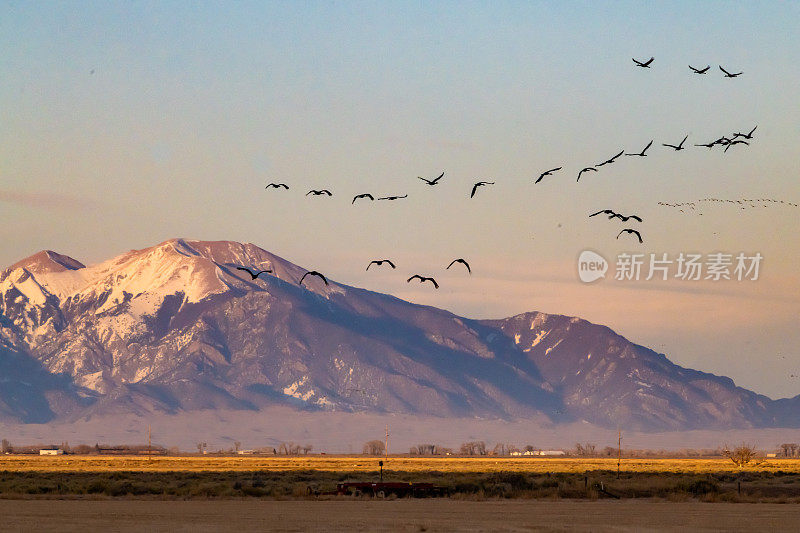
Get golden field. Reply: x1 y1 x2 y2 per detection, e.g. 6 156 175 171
3 455 800 474
1 455 800 501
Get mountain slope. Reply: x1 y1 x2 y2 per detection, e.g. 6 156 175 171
0 238 796 431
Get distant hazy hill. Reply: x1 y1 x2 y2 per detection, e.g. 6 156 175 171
1 238 797 431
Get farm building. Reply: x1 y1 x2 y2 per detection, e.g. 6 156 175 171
39 449 64 455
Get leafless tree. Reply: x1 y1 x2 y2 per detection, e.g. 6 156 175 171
523 445 536 453
234 441 241 453
417 444 436 455
460 442 487 455
722 443 764 467
302 444 313 455
781 443 799 458
196 442 207 454
574 443 596 456
362 440 385 455
1 439 10 453
780 443 791 457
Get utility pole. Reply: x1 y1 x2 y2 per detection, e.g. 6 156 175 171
617 428 622 479
147 424 152 460
384 424 389 461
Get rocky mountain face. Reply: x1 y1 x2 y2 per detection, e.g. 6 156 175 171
0 239 797 431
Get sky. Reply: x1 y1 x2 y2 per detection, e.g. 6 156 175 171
1 1 799 398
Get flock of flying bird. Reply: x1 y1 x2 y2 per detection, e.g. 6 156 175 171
632 56 743 78
264 171 497 201
659 197 800 214
236 258 472 290
568 121 757 242
263 173 489 289
247 55 776 291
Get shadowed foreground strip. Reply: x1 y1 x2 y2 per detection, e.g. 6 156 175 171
2 500 800 532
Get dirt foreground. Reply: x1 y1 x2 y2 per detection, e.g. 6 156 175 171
2 499 799 532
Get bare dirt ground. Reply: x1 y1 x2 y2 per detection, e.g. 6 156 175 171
2 499 799 532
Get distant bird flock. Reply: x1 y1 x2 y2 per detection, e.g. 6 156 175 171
659 198 799 214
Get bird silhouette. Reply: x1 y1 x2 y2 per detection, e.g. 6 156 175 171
306 189 332 196
609 213 643 222
719 65 742 78
236 266 272 279
366 259 396 271
625 140 653 157
265 183 289 190
632 57 654 68
299 271 329 286
663 135 688 151
535 167 562 184
446 258 471 274
590 209 642 222
733 126 757 140
589 209 616 218
617 229 643 243
418 171 444 185
377 194 407 201
596 150 625 167
724 139 749 152
694 141 716 149
689 65 710 74
470 181 494 198
577 167 597 182
352 193 374 204
407 275 439 289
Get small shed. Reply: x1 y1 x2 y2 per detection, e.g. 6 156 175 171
39 449 64 456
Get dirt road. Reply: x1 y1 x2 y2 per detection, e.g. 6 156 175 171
2 499 799 532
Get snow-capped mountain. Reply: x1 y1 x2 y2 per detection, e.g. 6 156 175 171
0 238 797 431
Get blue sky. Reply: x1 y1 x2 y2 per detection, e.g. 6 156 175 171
2 1 799 397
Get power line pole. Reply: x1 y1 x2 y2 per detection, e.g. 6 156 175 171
147 424 152 460
617 428 622 479
384 424 389 461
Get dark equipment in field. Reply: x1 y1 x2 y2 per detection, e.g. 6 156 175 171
308 480 447 498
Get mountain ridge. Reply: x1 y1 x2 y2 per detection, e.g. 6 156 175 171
0 238 797 431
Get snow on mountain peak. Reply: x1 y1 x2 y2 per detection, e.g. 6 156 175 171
1 238 345 318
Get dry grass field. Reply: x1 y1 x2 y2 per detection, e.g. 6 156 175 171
4 455 800 474
1 455 800 502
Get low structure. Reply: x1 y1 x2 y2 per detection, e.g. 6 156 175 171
39 449 64 456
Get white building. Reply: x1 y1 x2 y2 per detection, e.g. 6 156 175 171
534 450 566 456
39 449 64 455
